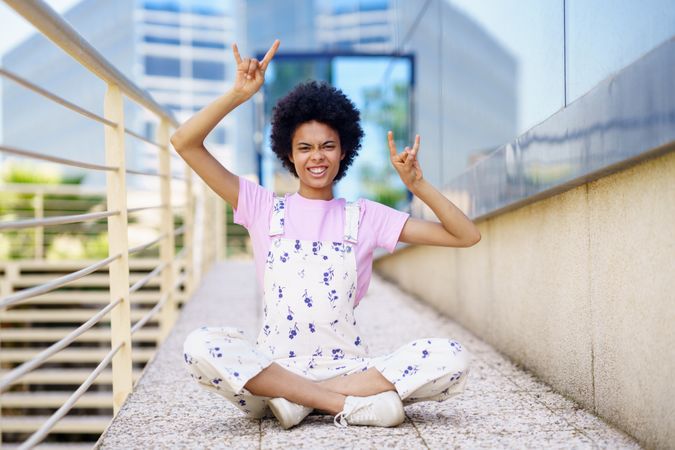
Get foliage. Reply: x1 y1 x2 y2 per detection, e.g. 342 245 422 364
358 162 408 209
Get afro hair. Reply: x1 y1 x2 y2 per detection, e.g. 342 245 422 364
270 80 364 183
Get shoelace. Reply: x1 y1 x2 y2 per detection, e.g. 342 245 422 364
333 400 375 428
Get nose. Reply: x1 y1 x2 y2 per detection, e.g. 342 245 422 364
309 149 326 161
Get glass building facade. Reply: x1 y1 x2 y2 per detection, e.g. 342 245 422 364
2 0 673 215
2 0 235 189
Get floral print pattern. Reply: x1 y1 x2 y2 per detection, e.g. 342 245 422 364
181 196 471 419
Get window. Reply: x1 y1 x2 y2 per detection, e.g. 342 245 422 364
192 61 225 80
144 35 180 45
208 127 226 144
192 40 226 49
145 56 180 76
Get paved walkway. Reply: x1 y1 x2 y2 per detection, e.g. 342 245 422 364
97 260 641 449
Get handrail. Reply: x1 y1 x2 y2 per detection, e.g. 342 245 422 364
18 340 125 450
0 67 116 126
0 297 123 391
0 210 120 231
3 0 178 128
0 253 122 309
0 0 215 446
0 144 118 171
0 145 186 180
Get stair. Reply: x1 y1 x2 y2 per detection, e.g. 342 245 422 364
1 309 158 323
2 391 113 408
1 416 111 433
0 369 142 386
1 258 186 446
14 291 184 305
0 348 155 364
2 327 160 343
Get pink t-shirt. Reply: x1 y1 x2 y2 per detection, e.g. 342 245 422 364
233 176 410 307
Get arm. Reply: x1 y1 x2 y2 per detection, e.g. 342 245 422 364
387 132 481 248
170 40 280 210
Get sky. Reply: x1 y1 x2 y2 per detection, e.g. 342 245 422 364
0 0 83 144
0 0 83 57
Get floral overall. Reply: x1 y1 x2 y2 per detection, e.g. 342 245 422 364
255 194 370 379
183 195 471 419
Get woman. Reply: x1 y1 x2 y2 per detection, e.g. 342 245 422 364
173 40 481 430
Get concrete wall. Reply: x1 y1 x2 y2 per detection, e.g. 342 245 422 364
374 149 675 449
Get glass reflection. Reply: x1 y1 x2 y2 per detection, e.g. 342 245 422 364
261 55 413 207
566 0 675 102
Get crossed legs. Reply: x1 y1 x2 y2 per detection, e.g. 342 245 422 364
243 362 396 415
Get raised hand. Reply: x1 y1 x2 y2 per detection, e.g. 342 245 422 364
232 39 280 99
388 131 423 190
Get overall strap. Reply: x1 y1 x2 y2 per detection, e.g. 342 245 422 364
269 194 286 236
343 200 360 244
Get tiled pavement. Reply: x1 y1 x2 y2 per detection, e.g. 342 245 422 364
96 260 641 449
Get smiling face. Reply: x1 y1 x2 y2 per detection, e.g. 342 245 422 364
289 120 345 200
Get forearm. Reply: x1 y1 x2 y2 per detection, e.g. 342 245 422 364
170 89 249 151
410 179 481 243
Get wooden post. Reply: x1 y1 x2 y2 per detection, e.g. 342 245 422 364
157 118 176 342
34 190 44 260
103 84 133 415
0 263 18 445
200 187 214 277
184 168 195 300
215 194 224 261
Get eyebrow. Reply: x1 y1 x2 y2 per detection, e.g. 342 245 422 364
297 140 336 146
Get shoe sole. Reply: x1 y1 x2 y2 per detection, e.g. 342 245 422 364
374 391 405 427
344 391 405 427
268 398 303 430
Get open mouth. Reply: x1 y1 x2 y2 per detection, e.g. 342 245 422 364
307 167 328 177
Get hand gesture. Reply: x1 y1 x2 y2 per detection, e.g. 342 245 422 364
388 131 423 190
232 39 280 99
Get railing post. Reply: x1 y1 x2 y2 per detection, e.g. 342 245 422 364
184 168 195 299
103 84 133 415
200 187 214 277
34 190 44 260
215 194 224 261
0 262 17 447
157 118 176 341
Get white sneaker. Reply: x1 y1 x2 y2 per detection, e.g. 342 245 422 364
268 397 314 429
333 390 405 428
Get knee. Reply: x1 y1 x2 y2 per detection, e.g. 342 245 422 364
184 326 210 350
183 327 209 365
413 338 470 371
447 339 471 372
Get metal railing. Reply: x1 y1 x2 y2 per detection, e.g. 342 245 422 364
0 0 223 447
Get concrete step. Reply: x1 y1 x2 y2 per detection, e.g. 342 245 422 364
8 291 183 305
2 391 112 408
1 327 159 342
12 274 163 288
2 443 95 450
0 348 154 363
0 258 174 270
1 415 110 433
1 309 156 323
0 369 141 386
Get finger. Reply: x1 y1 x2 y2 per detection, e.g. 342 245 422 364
232 43 242 64
244 58 252 79
405 147 414 168
260 39 280 72
412 134 421 155
387 131 397 158
248 59 259 78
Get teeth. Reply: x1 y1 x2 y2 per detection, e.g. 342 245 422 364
309 167 326 174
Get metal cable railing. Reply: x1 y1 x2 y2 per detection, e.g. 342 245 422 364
0 0 221 447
